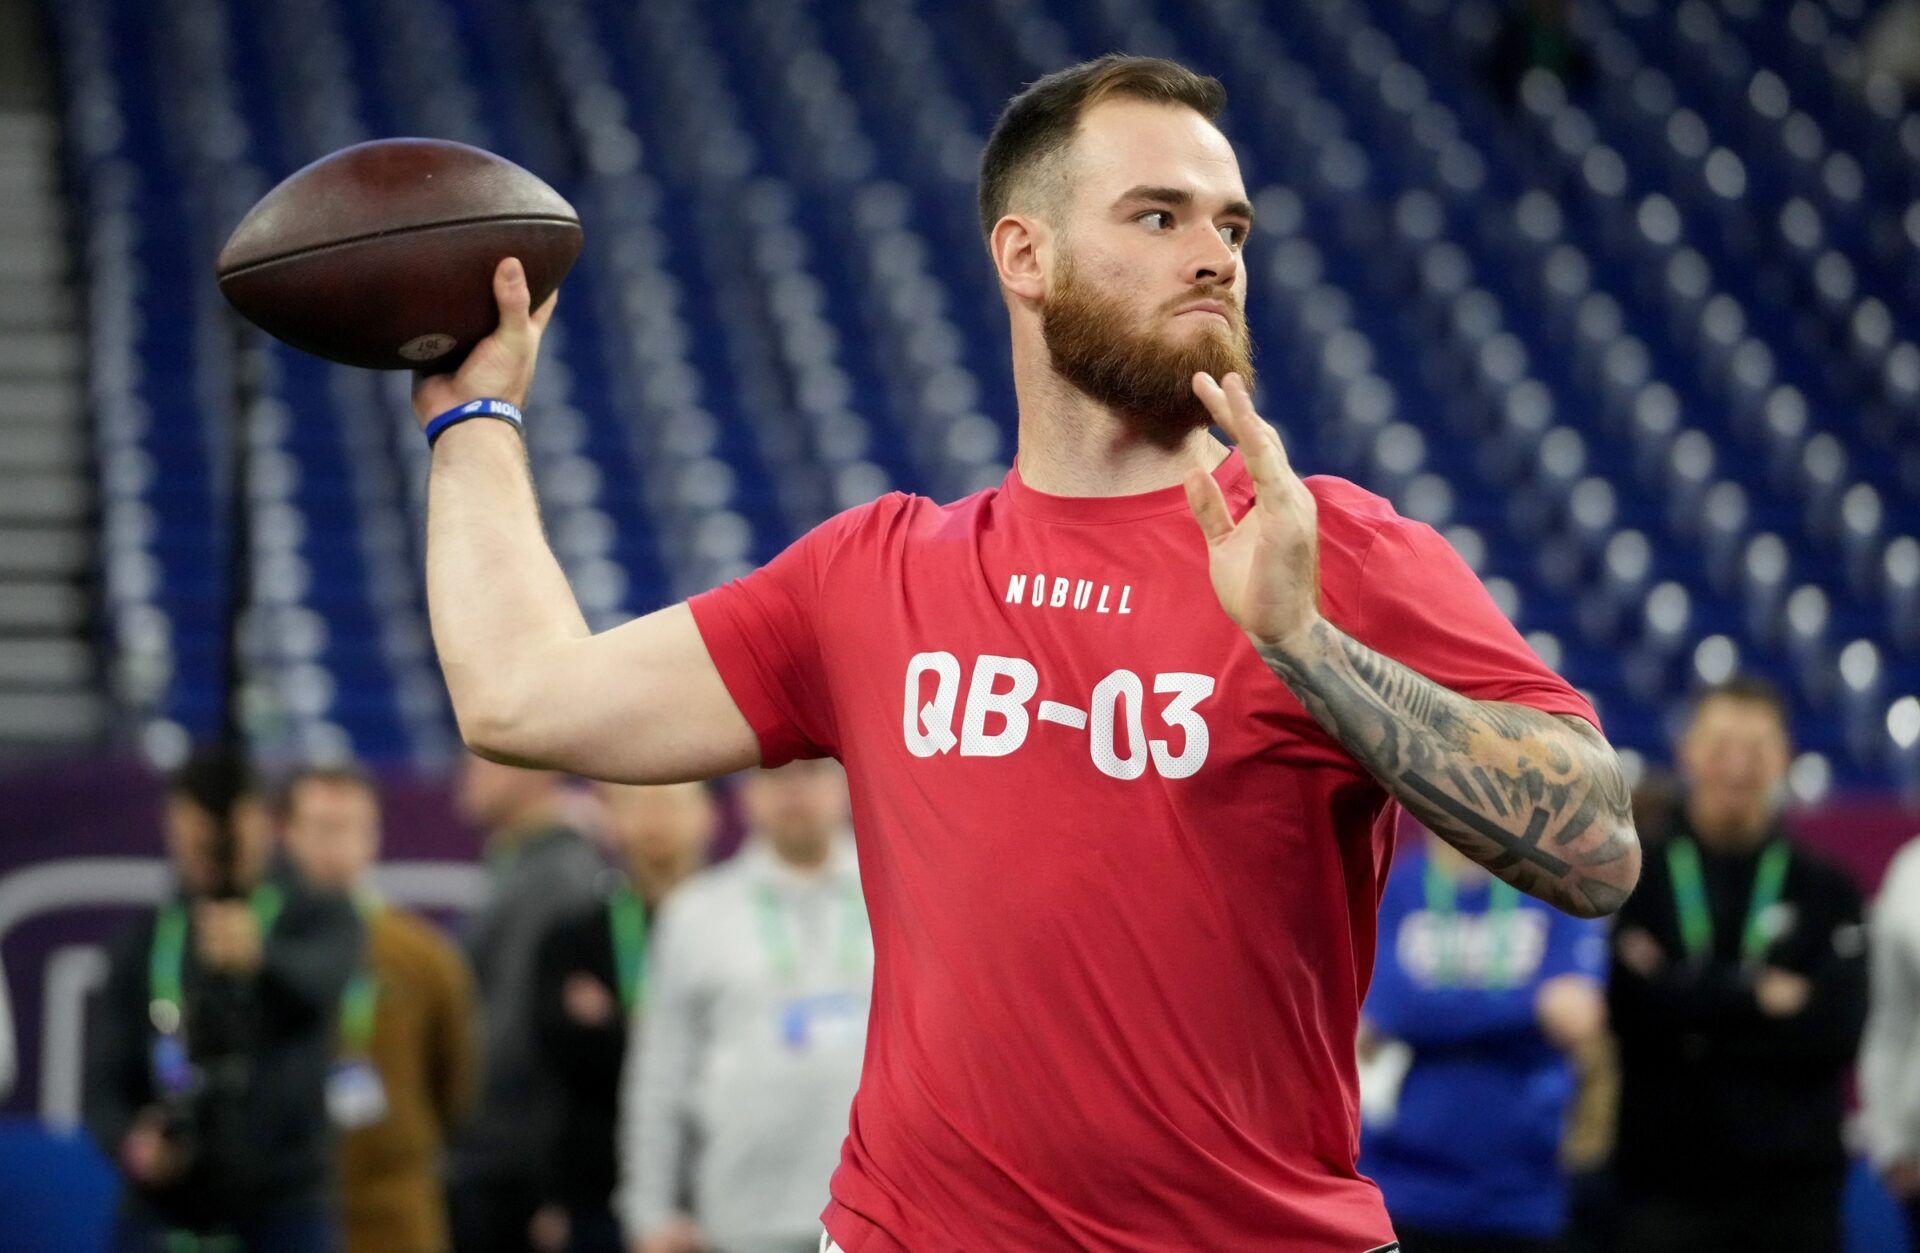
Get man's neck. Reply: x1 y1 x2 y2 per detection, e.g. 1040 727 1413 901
1013 369 1231 498
762 834 834 878
1685 800 1776 853
629 850 701 906
489 809 559 852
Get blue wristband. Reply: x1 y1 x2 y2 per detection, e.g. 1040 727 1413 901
424 398 525 448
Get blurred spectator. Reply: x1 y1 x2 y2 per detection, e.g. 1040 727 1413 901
1358 831 1608 1252
449 756 606 1253
1486 0 1594 103
281 764 480 1253
1629 767 1684 848
84 747 362 1252
1864 2 1920 101
1861 833 1920 1247
619 761 869 1253
1608 678 1868 1253
528 781 718 1253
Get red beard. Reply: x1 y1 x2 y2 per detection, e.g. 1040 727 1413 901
1041 254 1256 450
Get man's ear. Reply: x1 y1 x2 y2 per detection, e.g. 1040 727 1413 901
991 214 1049 304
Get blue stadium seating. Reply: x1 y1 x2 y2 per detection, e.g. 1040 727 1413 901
42 0 1920 793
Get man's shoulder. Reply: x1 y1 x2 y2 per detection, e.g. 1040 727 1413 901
809 487 993 551
657 857 753 922
376 906 468 966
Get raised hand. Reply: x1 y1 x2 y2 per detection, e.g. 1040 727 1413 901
411 257 558 428
1181 371 1322 651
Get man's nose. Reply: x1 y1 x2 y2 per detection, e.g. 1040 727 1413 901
1188 228 1239 288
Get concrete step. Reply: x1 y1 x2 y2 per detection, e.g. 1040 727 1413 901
0 381 84 424
0 284 74 331
0 528 88 575
0 331 82 377
0 473 89 523
0 428 84 472
0 691 105 747
0 248 65 281
0 637 92 686
0 581 87 630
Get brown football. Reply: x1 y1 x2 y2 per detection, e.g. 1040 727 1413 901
216 138 582 370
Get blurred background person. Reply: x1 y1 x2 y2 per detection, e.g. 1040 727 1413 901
449 755 605 1253
1358 829 1608 1253
529 781 718 1253
619 761 868 1253
1608 678 1869 1253
280 763 480 1253
83 747 362 1252
1862 830 1920 1248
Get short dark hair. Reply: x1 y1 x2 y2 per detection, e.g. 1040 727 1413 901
978 54 1227 243
279 762 378 817
1690 675 1792 732
169 745 257 818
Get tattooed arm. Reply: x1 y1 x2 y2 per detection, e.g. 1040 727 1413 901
1183 371 1641 918
1256 622 1637 917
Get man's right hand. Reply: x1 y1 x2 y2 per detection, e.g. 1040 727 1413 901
1754 967 1812 1017
637 1216 706 1253
411 256 556 428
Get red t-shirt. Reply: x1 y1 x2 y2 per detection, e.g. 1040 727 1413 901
688 451 1598 1252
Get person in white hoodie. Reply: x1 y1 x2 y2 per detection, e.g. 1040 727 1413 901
620 760 869 1253
1861 835 1920 1247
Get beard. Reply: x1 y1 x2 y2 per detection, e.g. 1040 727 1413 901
1040 252 1257 450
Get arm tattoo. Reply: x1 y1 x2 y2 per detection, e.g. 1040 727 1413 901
1258 620 1641 917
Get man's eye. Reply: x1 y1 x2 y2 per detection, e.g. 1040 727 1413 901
1220 224 1248 248
1139 210 1173 230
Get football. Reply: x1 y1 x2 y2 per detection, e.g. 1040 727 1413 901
215 138 582 371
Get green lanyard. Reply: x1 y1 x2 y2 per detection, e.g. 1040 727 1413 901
608 885 648 1014
1666 836 1791 963
149 884 285 1036
752 881 867 984
338 892 382 1054
1423 859 1520 988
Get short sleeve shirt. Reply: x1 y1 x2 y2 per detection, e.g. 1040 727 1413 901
690 452 1598 1252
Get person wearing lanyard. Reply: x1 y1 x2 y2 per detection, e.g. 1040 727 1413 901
620 761 871 1253
1608 678 1868 1253
279 763 480 1253
1358 829 1608 1253
83 747 362 1253
529 780 717 1253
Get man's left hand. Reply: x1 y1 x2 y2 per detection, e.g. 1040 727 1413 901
1183 372 1322 653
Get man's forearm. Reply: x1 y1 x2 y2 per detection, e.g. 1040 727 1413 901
1258 618 1640 918
425 422 588 752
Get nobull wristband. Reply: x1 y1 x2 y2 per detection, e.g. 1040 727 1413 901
424 398 525 448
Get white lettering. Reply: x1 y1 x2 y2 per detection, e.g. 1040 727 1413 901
1072 580 1092 610
1096 586 1112 614
1004 574 1027 604
1089 669 1148 780
959 655 1038 756
1030 574 1047 607
1149 673 1216 779
1118 585 1133 614
1049 578 1070 608
902 652 961 756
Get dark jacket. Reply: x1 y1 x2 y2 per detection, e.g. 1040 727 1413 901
1609 821 1868 1195
451 825 604 1183
83 860 362 1229
531 889 654 1211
